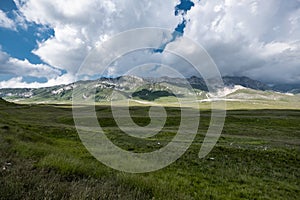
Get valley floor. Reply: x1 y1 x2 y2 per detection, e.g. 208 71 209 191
0 101 299 199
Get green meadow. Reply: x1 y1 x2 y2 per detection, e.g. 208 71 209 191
0 99 299 199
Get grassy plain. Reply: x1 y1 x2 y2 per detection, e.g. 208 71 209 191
0 99 299 199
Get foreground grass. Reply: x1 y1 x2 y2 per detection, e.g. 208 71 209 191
0 100 299 199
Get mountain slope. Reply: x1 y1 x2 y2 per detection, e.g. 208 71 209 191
0 76 299 104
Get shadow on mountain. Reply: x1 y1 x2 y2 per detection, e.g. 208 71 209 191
132 89 176 101
0 98 15 106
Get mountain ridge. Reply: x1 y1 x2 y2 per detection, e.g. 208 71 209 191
0 76 299 103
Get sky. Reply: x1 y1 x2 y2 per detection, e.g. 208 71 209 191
0 0 299 88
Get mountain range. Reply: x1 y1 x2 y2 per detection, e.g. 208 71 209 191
0 76 299 103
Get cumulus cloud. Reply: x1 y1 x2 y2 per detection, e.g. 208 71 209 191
2 0 299 87
184 0 300 83
0 73 74 88
0 9 16 30
0 49 61 79
15 0 179 74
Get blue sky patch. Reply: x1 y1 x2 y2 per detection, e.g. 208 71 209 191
0 0 54 65
153 0 195 53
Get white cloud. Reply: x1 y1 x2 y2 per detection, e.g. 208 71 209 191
0 73 75 88
6 0 300 86
0 76 43 88
184 0 300 83
0 9 16 30
15 0 179 74
0 49 61 79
